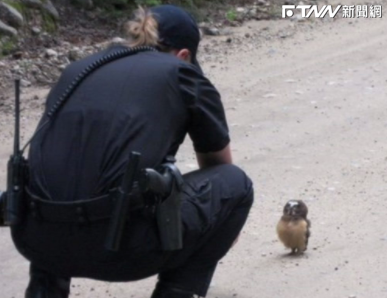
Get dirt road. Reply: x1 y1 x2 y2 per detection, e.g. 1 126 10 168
1 5 387 297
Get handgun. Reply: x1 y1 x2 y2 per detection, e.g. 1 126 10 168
141 163 184 251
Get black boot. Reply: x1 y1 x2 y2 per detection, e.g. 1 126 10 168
151 282 195 298
25 265 71 298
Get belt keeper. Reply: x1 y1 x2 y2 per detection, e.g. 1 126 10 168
29 200 42 221
76 205 88 224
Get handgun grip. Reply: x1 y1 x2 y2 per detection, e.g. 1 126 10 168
140 169 172 197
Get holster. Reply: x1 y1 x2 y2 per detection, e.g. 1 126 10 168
156 181 184 251
141 160 185 252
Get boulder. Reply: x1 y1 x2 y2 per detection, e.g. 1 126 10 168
0 2 24 28
22 0 59 20
0 20 17 36
42 0 59 20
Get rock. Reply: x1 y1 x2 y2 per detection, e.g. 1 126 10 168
61 41 71 48
12 51 24 59
110 37 126 45
30 64 40 75
20 79 31 87
45 49 58 58
279 32 290 38
12 64 21 72
31 26 41 35
285 79 297 83
218 28 233 36
99 36 127 49
42 0 59 20
22 0 59 20
0 2 24 28
0 20 17 36
292 14 306 22
201 26 220 36
263 93 277 98
236 7 245 13
62 57 70 65
68 48 83 61
248 8 258 17
58 64 67 71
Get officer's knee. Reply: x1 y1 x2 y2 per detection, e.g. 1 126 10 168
214 164 254 206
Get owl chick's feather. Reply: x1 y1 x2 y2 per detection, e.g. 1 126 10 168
276 200 311 254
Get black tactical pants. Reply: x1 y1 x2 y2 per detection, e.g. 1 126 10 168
12 164 254 297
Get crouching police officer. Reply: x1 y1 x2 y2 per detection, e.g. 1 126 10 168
9 5 254 298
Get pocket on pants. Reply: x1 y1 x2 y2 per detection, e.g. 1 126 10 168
182 172 231 235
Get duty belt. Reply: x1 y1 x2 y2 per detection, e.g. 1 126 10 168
25 186 145 224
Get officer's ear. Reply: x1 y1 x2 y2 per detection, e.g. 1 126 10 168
174 49 191 63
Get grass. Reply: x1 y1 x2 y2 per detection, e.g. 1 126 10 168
3 0 27 14
226 9 237 21
41 10 58 33
1 37 17 56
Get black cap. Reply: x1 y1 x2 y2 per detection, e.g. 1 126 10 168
150 5 202 72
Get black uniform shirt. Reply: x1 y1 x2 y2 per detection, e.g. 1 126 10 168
28 46 230 201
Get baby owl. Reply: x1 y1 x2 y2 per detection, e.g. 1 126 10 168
276 200 311 254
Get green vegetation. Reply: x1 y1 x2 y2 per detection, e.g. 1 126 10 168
226 9 237 21
41 10 58 33
3 0 27 14
0 37 17 57
69 0 256 22
135 0 162 6
2 0 58 33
